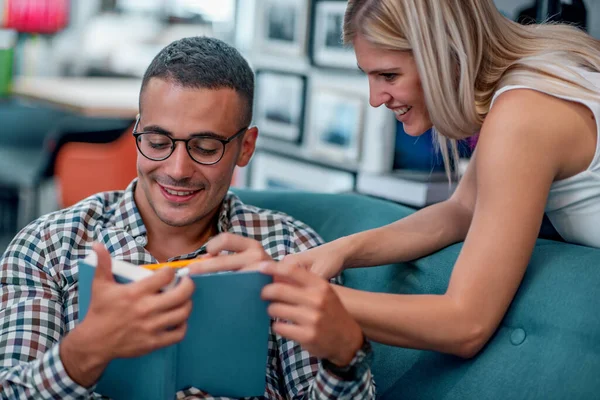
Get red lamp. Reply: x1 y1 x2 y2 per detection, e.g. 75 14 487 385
3 0 69 34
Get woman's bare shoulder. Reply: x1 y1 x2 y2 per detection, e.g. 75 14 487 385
481 88 596 180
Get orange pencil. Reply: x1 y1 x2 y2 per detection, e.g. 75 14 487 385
141 258 206 271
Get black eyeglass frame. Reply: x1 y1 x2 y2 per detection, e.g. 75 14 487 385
132 115 248 165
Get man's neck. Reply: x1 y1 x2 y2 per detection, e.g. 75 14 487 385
144 216 219 263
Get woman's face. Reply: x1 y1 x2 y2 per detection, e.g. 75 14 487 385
353 34 433 136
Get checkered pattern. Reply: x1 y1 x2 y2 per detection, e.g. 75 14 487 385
0 180 375 399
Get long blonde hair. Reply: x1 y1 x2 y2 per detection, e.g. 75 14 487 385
344 0 600 178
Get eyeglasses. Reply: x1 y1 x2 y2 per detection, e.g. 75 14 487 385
132 116 248 165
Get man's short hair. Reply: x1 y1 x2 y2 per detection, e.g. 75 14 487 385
140 36 254 127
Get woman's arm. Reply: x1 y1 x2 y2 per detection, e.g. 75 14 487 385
324 151 478 270
340 158 477 268
336 89 585 358
282 148 478 280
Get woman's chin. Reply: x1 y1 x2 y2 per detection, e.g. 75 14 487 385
402 123 430 137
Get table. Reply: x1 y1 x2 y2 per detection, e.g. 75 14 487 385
12 76 141 118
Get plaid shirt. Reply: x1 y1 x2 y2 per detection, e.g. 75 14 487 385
0 180 375 400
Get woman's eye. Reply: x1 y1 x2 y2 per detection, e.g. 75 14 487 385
381 73 397 82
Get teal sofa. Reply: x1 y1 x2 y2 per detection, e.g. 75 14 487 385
235 190 600 399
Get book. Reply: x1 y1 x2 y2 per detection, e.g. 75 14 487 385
77 253 273 399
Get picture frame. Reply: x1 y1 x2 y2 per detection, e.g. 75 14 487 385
305 71 396 174
249 152 355 193
307 86 365 165
311 1 358 70
255 0 310 57
255 70 307 143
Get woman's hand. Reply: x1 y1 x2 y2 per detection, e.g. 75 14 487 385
190 233 347 280
188 233 271 274
282 242 346 280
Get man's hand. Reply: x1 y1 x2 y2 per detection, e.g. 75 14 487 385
259 261 364 367
188 233 271 274
60 243 195 388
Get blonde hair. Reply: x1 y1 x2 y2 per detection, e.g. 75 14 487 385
344 0 600 179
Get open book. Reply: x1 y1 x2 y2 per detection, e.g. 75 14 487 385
78 253 272 399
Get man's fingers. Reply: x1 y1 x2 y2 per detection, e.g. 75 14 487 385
267 303 314 325
154 322 188 348
188 253 249 274
92 242 114 282
261 282 310 306
238 261 268 272
205 233 261 255
148 300 193 332
272 321 310 346
133 267 177 295
151 276 195 312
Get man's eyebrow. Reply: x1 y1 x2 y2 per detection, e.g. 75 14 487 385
142 124 172 135
141 124 228 140
190 132 228 140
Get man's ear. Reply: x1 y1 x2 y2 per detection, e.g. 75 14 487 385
236 126 258 167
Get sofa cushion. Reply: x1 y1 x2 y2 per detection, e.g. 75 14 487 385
234 190 600 398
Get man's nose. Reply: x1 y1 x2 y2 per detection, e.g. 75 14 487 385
164 142 195 179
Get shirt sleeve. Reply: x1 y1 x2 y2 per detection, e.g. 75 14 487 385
310 362 375 399
275 331 375 400
0 226 93 399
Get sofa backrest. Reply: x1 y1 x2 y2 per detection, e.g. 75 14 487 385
234 189 600 399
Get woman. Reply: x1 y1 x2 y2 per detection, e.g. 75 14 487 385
201 0 600 358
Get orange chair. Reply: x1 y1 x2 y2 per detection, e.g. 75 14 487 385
54 127 137 208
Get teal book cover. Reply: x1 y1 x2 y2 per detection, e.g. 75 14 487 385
78 254 272 399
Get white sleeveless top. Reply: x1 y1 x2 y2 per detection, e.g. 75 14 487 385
490 69 600 248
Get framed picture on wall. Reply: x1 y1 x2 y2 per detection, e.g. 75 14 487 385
255 0 310 57
255 70 306 143
307 87 365 164
249 152 355 193
311 1 358 69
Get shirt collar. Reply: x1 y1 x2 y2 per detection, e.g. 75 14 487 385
109 179 147 238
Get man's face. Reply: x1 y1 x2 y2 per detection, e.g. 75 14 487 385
135 78 257 228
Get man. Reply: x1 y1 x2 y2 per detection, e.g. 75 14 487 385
0 37 375 399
